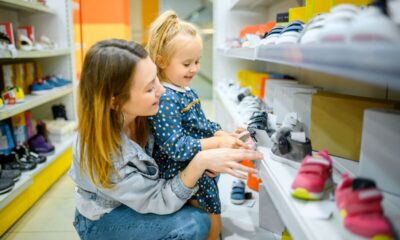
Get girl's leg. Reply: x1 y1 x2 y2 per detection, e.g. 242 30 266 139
207 214 222 240
188 200 222 240
73 205 210 240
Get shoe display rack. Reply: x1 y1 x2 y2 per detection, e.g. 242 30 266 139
213 0 400 239
0 0 75 236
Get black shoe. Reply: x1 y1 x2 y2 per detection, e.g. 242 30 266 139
52 104 68 120
0 177 14 194
270 130 312 168
1 152 36 171
13 145 46 164
0 164 21 182
247 111 275 137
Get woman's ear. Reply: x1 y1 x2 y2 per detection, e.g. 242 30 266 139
110 96 117 110
156 55 167 69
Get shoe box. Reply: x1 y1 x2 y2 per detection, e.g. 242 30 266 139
264 79 298 108
358 109 400 196
273 84 319 124
293 92 314 137
310 92 400 161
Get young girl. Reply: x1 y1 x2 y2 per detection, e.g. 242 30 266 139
147 11 246 239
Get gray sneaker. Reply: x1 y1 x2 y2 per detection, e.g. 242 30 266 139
269 130 312 168
0 177 14 194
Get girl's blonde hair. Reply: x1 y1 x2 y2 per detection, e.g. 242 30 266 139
146 10 200 81
77 39 148 189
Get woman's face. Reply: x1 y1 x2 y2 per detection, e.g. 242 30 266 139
121 57 165 122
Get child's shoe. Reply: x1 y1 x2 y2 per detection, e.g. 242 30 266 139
231 180 246 205
291 150 333 200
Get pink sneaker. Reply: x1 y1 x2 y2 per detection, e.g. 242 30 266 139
344 213 394 239
291 150 333 200
335 175 395 239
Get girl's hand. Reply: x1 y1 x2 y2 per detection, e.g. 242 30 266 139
194 148 262 179
205 170 219 178
217 135 248 149
214 130 230 137
231 127 246 138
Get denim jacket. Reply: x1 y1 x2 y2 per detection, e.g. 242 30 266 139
69 133 199 220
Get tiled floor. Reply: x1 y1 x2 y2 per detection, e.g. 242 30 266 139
2 100 276 240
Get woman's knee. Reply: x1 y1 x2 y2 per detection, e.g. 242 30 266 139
185 206 211 239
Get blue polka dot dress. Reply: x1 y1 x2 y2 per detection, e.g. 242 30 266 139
149 83 222 214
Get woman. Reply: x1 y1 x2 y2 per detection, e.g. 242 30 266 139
69 39 262 240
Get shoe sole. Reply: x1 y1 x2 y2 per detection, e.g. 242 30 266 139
291 177 334 201
0 185 14 194
269 148 301 169
231 199 245 205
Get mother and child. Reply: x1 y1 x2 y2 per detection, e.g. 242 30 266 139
69 10 261 240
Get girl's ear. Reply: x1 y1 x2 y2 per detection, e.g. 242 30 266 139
156 55 167 69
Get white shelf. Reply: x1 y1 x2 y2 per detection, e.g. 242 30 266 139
0 49 70 60
218 45 400 89
0 0 55 14
229 0 275 11
214 87 245 128
216 86 361 175
217 47 257 61
0 87 73 121
258 147 365 240
259 147 400 240
0 136 73 210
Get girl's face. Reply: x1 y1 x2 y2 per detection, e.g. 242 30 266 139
121 57 165 122
163 34 203 88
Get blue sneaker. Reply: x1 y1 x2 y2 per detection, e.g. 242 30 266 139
46 76 65 88
54 75 71 86
31 80 54 95
231 180 246 205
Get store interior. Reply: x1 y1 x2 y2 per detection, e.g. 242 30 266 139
0 0 400 239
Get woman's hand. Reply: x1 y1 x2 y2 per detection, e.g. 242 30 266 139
194 148 262 179
180 148 262 188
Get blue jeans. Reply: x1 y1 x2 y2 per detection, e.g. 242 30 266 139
73 205 210 240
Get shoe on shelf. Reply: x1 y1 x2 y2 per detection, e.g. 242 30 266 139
260 26 284 45
276 21 304 45
0 164 21 182
52 104 68 120
0 97 4 108
231 180 246 205
291 150 333 200
350 5 400 43
31 79 54 95
300 14 328 44
269 129 312 168
1 87 25 105
335 174 395 239
0 176 14 195
1 152 36 171
28 134 55 156
12 145 46 164
247 111 275 136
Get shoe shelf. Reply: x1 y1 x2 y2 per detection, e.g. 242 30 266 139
0 136 73 210
0 86 73 121
0 49 71 60
218 45 400 89
217 47 257 61
258 147 400 240
258 147 358 240
215 85 361 176
0 0 56 14
214 87 246 128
